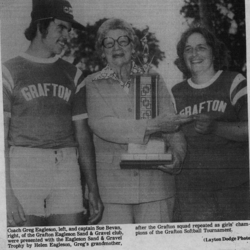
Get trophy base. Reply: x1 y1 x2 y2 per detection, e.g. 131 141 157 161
120 154 172 169
120 139 172 169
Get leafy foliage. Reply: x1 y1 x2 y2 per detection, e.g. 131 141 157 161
180 0 246 74
64 18 165 74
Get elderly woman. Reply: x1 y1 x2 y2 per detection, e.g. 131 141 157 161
172 26 249 221
85 18 191 224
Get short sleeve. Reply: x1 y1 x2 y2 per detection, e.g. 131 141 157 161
2 64 13 116
229 73 248 121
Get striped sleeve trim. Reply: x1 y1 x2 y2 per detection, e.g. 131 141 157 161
230 74 247 105
72 113 88 121
74 68 82 87
76 80 86 94
2 65 14 92
231 87 247 106
75 68 87 94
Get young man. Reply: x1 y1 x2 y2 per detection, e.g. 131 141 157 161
2 0 103 227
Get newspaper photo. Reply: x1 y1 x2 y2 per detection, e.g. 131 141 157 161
0 0 250 249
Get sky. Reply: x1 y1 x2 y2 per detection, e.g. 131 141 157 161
0 0 190 86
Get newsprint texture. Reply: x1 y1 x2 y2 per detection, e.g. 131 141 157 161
0 0 250 249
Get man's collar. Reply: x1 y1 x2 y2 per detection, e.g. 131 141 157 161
20 52 59 64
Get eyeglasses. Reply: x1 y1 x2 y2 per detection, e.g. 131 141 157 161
102 36 131 49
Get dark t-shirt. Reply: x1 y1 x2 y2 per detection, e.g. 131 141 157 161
2 53 87 149
171 70 249 190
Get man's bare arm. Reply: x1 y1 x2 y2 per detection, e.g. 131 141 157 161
73 119 104 224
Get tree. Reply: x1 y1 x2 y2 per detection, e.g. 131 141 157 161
179 0 246 74
63 18 165 74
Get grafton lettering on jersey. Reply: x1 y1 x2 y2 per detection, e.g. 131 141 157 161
21 83 72 102
179 100 227 115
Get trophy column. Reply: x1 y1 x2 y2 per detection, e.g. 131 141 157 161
120 73 172 169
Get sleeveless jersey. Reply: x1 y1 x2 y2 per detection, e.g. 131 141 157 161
2 53 87 149
171 70 249 189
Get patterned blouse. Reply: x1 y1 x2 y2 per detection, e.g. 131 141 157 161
92 61 144 94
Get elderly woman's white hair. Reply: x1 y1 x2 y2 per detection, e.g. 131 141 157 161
95 18 139 57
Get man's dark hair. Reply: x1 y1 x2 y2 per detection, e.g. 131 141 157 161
24 18 54 41
175 25 231 78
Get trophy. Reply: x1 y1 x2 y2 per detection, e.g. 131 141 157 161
120 34 172 169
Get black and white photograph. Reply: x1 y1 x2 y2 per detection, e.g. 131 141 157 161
1 0 249 249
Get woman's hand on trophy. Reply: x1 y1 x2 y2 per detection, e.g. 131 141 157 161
146 113 193 138
148 113 193 133
154 151 183 175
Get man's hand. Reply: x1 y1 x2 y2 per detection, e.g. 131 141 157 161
7 191 26 227
73 119 104 225
194 114 216 134
88 191 104 225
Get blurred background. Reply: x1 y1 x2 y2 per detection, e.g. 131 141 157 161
1 0 247 87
